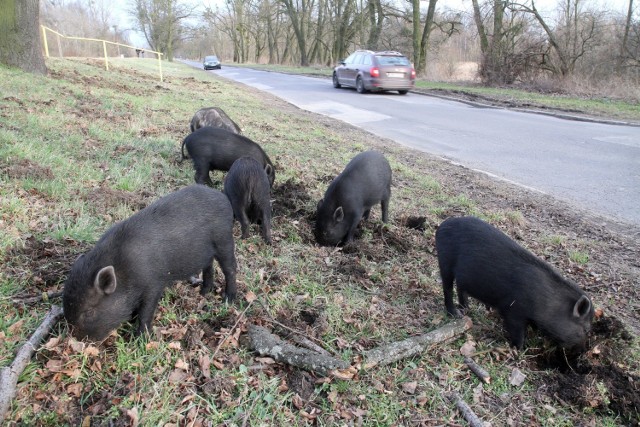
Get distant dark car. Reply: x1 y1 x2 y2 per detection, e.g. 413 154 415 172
333 50 415 95
203 55 221 70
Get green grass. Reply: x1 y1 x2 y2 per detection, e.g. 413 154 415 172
0 58 637 426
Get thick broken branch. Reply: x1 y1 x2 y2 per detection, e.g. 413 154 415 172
246 324 349 376
0 305 64 422
362 317 473 369
464 356 491 384
447 391 484 427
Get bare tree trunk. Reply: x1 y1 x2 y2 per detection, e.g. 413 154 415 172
416 0 438 75
471 0 489 55
0 0 47 74
366 0 384 50
617 0 634 72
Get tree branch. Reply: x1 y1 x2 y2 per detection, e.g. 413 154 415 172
0 305 64 422
362 317 472 369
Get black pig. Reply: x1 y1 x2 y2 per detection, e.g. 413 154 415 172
435 216 594 349
315 150 391 246
181 127 275 187
190 107 242 134
63 185 237 341
224 157 272 244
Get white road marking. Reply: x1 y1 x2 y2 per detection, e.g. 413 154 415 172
299 100 391 124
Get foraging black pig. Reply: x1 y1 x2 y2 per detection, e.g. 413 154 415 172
181 127 275 187
315 150 391 246
63 185 237 341
224 157 272 244
190 107 242 134
435 216 594 349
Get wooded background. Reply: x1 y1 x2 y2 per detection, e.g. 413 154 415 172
39 0 639 85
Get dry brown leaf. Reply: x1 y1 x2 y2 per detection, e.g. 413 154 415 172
68 338 85 353
245 290 257 303
168 368 188 384
168 341 182 350
509 368 526 386
199 354 211 379
211 359 225 370
146 341 160 350
7 319 25 334
459 340 476 357
175 358 189 371
43 337 61 350
66 383 83 397
84 345 99 357
331 366 357 380
125 407 139 427
292 393 305 409
401 381 418 394
255 356 276 364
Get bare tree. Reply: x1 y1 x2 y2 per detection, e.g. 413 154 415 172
0 0 47 74
132 0 195 60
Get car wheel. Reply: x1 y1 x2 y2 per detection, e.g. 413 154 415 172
398 90 408 95
332 73 341 88
356 76 366 93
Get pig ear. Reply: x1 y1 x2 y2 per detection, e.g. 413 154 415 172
95 266 117 295
264 164 273 177
573 295 591 318
333 206 344 223
317 199 324 210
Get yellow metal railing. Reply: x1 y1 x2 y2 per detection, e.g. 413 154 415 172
40 25 164 82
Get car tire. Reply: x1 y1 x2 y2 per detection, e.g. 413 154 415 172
398 90 408 95
356 76 366 94
332 73 341 88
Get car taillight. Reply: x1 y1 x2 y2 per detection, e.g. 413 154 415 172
370 67 380 78
411 68 416 79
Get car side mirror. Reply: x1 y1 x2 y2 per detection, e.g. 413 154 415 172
339 60 346 65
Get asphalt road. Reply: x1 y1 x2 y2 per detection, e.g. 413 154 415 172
187 62 640 227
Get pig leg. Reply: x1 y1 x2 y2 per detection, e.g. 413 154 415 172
214 244 237 302
135 291 164 336
503 313 527 349
193 160 213 186
441 270 461 317
381 197 390 223
238 210 251 239
200 263 214 295
457 288 469 310
261 210 272 245
343 212 361 244
362 209 371 221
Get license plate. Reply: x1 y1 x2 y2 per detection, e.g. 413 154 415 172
387 72 404 78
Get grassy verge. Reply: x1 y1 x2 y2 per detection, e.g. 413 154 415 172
1 58 638 425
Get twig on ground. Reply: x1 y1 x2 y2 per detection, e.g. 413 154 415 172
12 290 63 304
464 356 491 384
362 317 473 369
447 391 485 427
0 305 64 422
211 301 253 360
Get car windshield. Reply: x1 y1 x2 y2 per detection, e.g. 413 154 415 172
376 56 410 66
205 56 218 61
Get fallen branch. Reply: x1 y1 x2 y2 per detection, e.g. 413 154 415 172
362 317 473 369
464 356 491 384
447 391 484 427
0 305 64 422
246 324 349 376
12 290 63 305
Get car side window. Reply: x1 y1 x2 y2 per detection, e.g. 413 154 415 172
352 54 364 64
362 55 372 66
345 53 357 64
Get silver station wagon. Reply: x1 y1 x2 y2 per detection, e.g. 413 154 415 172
333 50 416 95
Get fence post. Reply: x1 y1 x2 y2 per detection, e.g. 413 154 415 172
57 34 63 57
158 53 163 82
102 41 109 70
41 26 49 57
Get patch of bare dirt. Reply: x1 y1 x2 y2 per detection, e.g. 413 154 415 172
1 158 55 180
